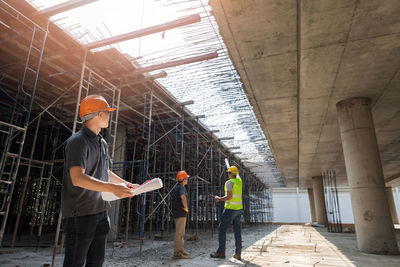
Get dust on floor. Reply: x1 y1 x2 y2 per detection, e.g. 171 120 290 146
1 224 400 267
0 224 276 267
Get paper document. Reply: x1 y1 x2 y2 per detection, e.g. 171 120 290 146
224 158 230 169
101 178 163 201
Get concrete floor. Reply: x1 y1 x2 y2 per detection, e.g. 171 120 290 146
242 225 400 267
0 224 399 266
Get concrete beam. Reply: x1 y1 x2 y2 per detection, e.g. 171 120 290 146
84 14 201 49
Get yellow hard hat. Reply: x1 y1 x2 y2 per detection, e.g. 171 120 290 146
227 166 239 175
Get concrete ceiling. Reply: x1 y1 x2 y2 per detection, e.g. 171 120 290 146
210 0 400 188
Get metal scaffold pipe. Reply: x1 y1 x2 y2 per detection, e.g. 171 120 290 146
84 14 201 49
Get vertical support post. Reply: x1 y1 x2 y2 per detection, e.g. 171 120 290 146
312 176 328 226
307 188 316 223
210 143 214 234
180 107 185 170
195 124 199 237
140 90 153 242
72 49 88 134
149 143 157 238
125 139 137 243
336 97 398 254
386 187 399 224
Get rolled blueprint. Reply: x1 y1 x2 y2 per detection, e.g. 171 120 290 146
101 178 163 201
224 158 230 169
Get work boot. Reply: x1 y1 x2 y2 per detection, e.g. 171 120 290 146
233 253 241 260
173 253 189 259
182 251 190 256
210 252 226 259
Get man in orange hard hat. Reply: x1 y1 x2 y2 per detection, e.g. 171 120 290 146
171 170 190 259
62 95 138 267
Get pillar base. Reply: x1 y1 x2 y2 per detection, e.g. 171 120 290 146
336 98 399 255
351 187 399 254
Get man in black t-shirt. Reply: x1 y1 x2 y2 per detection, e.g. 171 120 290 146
171 170 190 259
62 95 137 267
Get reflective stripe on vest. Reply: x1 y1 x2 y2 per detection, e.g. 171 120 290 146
227 201 242 205
224 177 243 210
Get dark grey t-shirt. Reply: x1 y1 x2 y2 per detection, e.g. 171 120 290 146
172 184 187 218
62 125 111 218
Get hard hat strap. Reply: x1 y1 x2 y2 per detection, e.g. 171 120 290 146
80 111 99 123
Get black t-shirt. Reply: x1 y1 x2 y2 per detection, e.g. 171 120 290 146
172 184 187 218
62 125 111 218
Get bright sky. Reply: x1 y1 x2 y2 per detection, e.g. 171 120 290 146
27 0 283 186
29 0 193 58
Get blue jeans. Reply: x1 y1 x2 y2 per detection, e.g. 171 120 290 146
63 211 110 267
216 209 242 255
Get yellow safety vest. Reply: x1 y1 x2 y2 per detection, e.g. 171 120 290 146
224 177 243 210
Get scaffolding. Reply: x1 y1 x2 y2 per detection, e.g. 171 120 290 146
0 0 274 255
110 111 273 244
0 0 48 245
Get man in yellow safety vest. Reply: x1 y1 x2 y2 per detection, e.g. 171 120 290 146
210 165 243 260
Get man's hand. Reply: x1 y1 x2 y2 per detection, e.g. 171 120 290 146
214 191 232 202
109 170 139 190
125 182 140 190
181 207 189 214
111 183 134 198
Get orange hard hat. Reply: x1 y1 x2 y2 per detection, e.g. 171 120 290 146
176 170 189 181
79 95 116 117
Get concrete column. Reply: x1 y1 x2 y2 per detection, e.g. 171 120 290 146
386 187 399 224
307 188 316 223
336 97 398 254
312 176 328 226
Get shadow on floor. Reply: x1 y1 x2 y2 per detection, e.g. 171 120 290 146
314 226 400 267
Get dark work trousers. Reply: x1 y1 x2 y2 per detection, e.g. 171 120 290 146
63 211 110 267
216 209 242 255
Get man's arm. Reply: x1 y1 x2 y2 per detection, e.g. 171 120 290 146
108 170 139 189
215 190 232 202
70 166 133 198
181 194 188 213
